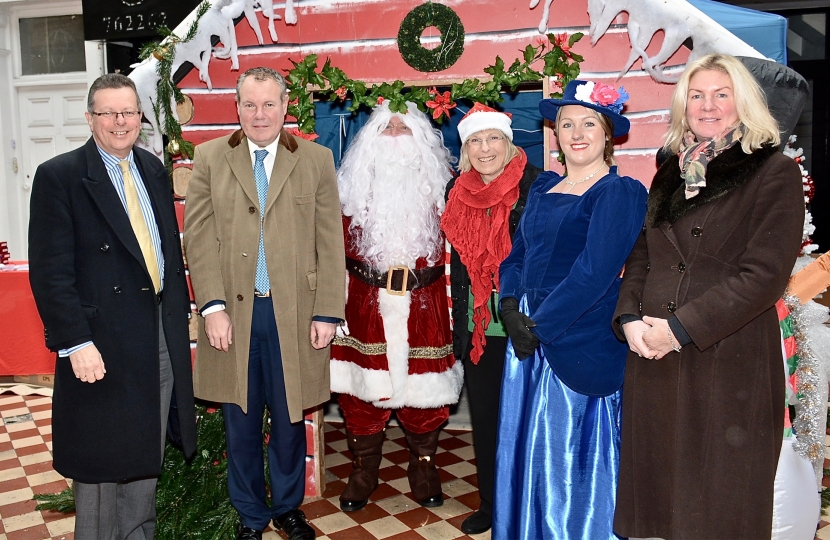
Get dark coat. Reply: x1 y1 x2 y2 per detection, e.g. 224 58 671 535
612 144 804 539
28 137 197 483
446 162 542 360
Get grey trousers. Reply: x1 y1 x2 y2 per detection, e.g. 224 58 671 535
74 307 175 540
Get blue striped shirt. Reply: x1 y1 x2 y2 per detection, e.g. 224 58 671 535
58 147 165 358
97 147 165 289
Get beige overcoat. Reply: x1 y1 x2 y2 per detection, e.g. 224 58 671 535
184 129 345 422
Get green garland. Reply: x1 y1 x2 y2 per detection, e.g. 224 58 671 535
287 32 584 133
131 7 583 172
137 0 211 166
397 3 465 73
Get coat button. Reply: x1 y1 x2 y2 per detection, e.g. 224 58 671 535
249 206 256 214
678 262 686 272
691 227 703 237
242 252 248 257
114 286 122 293
646 263 651 272
177 268 181 275
237 294 244 301
100 243 109 252
667 301 677 312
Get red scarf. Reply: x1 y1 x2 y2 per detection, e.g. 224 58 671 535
441 149 527 364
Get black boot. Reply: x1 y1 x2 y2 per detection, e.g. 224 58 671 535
339 430 385 511
404 428 443 507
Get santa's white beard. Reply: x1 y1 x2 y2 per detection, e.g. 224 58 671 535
346 136 444 271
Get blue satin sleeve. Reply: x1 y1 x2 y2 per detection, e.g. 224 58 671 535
531 178 647 345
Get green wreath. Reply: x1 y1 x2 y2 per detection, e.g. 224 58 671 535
397 3 465 73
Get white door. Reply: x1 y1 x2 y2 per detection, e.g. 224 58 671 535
16 83 90 249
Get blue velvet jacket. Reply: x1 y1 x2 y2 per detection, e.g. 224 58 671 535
499 167 647 396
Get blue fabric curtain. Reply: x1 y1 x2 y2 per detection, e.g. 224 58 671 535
688 0 787 64
313 91 546 170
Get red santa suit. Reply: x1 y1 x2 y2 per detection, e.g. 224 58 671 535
331 215 463 435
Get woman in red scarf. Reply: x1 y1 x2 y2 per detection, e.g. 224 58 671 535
441 103 541 535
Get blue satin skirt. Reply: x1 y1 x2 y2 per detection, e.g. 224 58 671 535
493 299 622 540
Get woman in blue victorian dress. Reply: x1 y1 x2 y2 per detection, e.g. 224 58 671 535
492 80 647 540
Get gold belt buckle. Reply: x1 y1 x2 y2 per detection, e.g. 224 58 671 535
386 266 409 296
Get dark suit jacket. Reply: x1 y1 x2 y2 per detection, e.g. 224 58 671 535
28 137 197 483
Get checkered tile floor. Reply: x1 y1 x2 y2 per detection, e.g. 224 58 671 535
0 389 827 540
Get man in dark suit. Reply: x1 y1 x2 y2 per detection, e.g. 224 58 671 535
28 73 197 540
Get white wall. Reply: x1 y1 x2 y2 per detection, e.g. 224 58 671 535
0 0 91 261
0 10 15 258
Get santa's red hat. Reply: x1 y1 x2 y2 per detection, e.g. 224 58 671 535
457 102 513 144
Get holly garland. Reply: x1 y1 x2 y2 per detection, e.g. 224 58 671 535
287 31 584 134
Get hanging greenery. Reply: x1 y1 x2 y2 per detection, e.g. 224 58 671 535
137 0 212 165
286 32 584 134
397 3 466 73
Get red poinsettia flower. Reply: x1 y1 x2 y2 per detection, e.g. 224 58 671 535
425 91 457 121
205 407 217 414
534 35 549 48
287 127 320 141
553 32 571 58
334 86 347 101
376 96 385 105
549 78 563 94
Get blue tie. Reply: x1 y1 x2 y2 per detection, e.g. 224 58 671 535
254 149 270 293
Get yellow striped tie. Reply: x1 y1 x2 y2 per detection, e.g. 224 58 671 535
119 160 161 294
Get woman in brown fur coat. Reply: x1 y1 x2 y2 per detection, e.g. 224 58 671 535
613 53 805 539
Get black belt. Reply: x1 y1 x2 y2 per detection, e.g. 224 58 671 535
345 257 444 296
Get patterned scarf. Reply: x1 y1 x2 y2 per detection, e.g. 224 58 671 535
441 149 527 364
678 125 743 199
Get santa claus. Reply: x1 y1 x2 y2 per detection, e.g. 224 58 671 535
331 101 463 512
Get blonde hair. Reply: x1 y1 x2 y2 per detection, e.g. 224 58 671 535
554 106 616 167
664 53 779 154
458 129 519 173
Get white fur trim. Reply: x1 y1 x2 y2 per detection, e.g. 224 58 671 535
331 358 465 409
330 358 393 402
331 288 464 409
377 289 412 408
458 111 513 143
378 359 464 409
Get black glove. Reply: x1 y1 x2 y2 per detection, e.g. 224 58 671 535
500 297 539 360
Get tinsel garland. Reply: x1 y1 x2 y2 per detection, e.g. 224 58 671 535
397 3 465 73
34 403 272 539
782 293 828 484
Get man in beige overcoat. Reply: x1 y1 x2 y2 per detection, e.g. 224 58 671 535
184 67 345 540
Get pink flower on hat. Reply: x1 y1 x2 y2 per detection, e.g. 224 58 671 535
590 83 621 107
334 86 347 101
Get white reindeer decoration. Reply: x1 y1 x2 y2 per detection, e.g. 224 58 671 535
532 0 763 82
130 0 300 158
